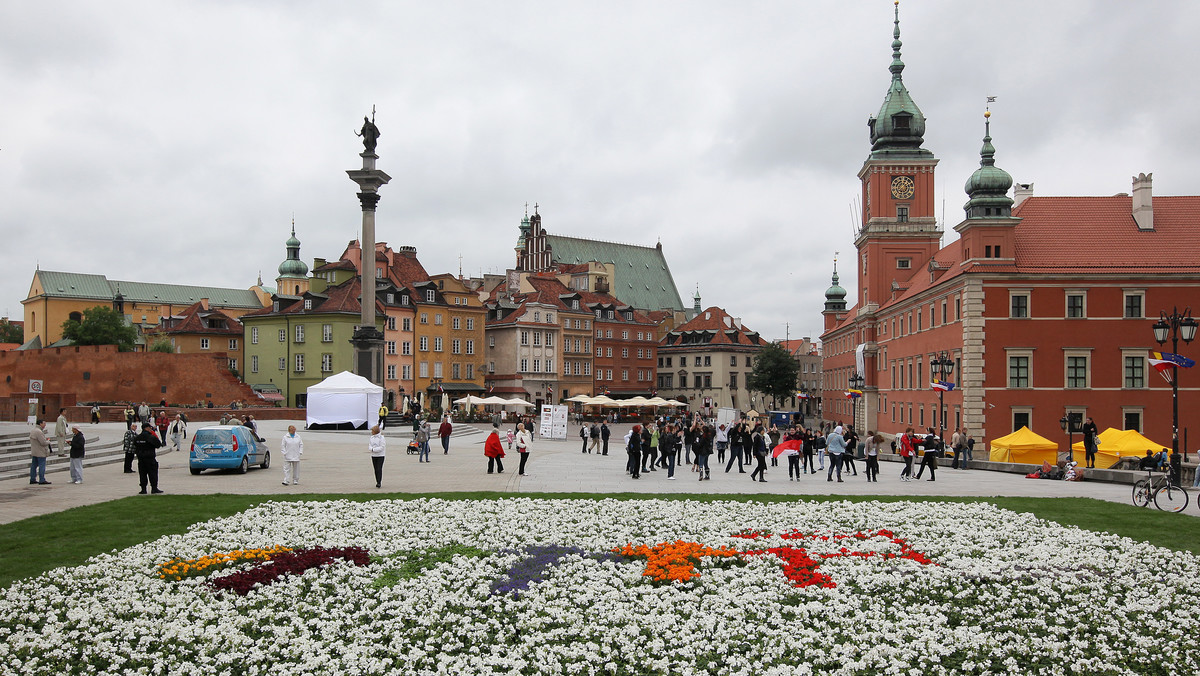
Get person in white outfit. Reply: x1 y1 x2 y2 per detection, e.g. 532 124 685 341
168 415 187 453
515 423 533 475
368 425 386 488
280 425 304 486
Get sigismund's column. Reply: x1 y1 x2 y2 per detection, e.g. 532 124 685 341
347 113 391 386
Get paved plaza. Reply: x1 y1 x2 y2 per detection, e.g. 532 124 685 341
0 418 1149 526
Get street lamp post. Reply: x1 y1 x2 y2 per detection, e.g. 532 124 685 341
1153 307 1198 464
848 372 864 430
1058 414 1079 464
930 352 955 447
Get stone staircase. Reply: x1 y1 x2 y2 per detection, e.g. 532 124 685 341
0 431 128 482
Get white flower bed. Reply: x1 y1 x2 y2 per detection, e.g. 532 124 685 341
1 498 1197 675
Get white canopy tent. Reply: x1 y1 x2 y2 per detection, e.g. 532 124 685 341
305 371 384 428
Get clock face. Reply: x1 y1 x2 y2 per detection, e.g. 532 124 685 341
890 175 915 200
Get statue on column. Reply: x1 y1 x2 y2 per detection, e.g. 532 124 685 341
356 114 380 153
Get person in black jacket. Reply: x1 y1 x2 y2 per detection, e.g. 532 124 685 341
694 424 713 481
749 426 769 482
68 425 86 484
914 428 939 481
134 423 164 494
726 422 746 473
627 425 643 479
1082 417 1099 468
600 422 610 455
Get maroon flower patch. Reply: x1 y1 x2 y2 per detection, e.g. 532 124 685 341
209 546 371 596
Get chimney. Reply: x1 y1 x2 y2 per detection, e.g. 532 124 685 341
1013 182 1034 208
1133 172 1154 230
723 315 732 328
734 317 742 330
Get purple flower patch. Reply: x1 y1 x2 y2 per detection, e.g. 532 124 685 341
491 545 620 598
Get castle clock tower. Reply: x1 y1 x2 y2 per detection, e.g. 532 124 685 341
855 1 941 310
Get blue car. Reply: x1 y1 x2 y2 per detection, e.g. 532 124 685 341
189 425 271 475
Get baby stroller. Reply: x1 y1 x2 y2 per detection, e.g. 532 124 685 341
406 438 420 455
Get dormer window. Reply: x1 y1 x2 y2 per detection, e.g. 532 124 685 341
425 289 436 303
303 299 312 310
401 295 409 306
572 299 580 310
386 293 394 303
893 113 911 131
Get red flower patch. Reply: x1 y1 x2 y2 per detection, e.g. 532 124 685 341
734 529 935 588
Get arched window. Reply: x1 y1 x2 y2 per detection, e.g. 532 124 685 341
68 311 82 323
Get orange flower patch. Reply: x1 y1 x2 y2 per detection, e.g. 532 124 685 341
156 545 293 581
613 540 741 583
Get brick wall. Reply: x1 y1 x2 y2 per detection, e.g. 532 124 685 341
0 345 263 420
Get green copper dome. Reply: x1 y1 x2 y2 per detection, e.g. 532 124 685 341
278 225 309 278
867 2 932 159
824 267 847 312
963 112 1014 218
516 213 531 248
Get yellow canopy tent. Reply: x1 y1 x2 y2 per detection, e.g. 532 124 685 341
989 427 1060 465
1071 427 1168 468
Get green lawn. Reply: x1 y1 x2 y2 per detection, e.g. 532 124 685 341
2 492 1196 588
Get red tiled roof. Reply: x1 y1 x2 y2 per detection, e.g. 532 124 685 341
313 259 356 273
152 301 242 335
663 306 765 346
242 278 382 317
1012 195 1200 273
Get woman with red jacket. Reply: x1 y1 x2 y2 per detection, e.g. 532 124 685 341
438 416 453 454
484 423 505 474
898 427 916 482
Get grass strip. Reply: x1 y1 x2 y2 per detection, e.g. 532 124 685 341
1 492 1196 588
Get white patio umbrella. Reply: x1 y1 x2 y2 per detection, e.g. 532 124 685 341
620 396 651 407
565 394 592 403
645 397 670 406
589 395 617 406
505 397 535 407
480 396 511 405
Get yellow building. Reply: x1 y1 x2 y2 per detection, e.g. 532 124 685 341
22 270 269 348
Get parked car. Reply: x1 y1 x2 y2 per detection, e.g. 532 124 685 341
189 425 270 475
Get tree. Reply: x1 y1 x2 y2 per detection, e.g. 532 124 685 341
0 318 22 344
61 306 138 352
747 342 800 409
149 338 175 353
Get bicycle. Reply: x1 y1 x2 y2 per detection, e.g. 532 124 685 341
1131 469 1190 513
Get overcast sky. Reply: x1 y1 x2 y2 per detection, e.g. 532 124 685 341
3 1 1196 342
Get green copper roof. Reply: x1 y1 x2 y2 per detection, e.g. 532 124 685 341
824 267 847 311
30 270 263 308
963 113 1014 217
867 2 932 160
278 226 309 278
544 234 684 312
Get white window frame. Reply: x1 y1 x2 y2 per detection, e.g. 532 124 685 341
294 353 305 372
1009 290 1031 319
1006 348 1033 389
1065 289 1087 319
1064 348 1092 389
251 327 258 344
200 338 210 350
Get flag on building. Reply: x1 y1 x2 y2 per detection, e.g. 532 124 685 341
486 384 494 394
931 380 955 391
796 392 809 399
844 389 863 399
437 382 444 393
1149 351 1195 383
